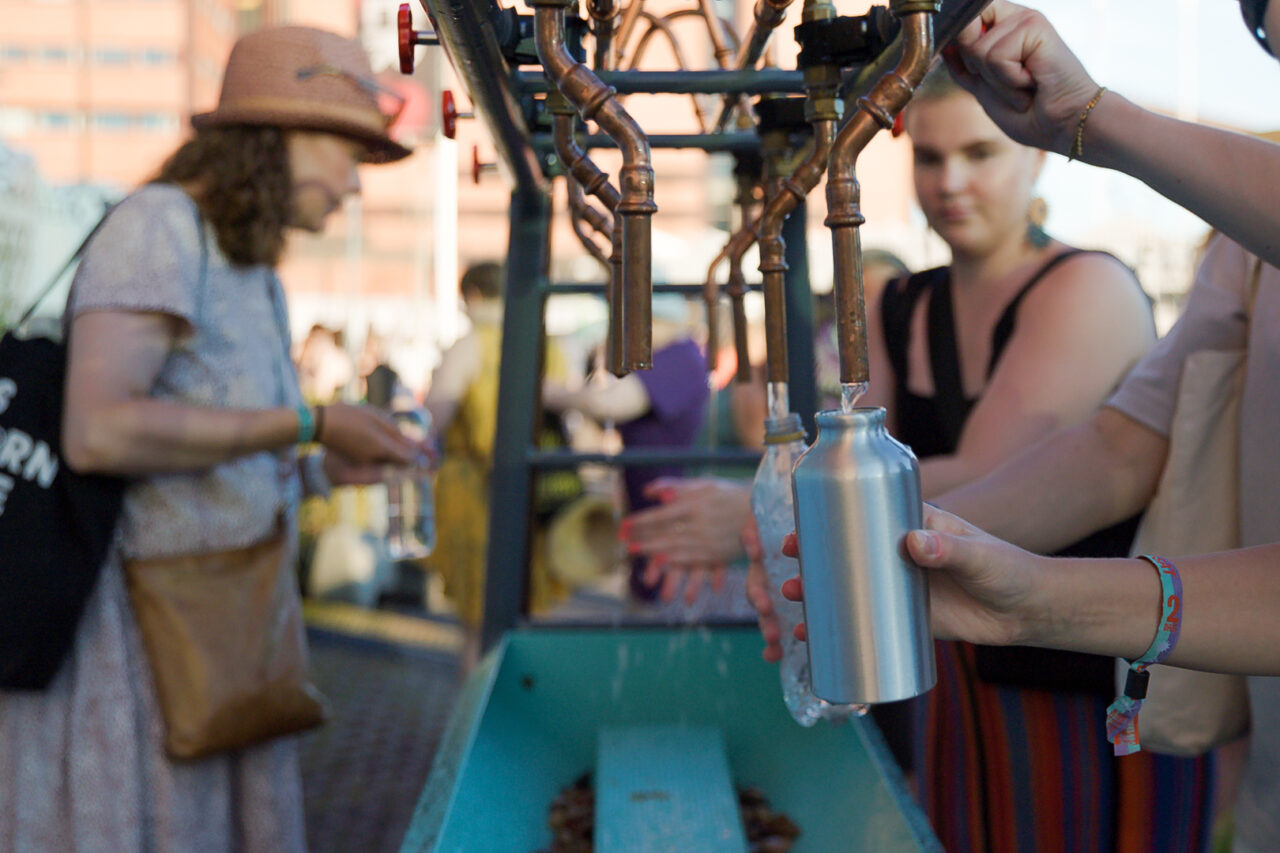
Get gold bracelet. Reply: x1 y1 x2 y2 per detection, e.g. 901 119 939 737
1068 85 1107 162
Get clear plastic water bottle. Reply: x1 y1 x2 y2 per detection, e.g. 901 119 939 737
750 411 858 726
385 407 436 560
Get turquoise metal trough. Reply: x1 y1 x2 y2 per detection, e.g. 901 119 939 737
401 625 940 852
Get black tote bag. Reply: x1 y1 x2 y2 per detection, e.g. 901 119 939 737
0 332 125 688
0 207 126 688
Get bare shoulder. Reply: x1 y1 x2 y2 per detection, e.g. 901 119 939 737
1018 250 1153 330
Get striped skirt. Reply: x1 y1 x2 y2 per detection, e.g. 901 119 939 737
915 641 1214 853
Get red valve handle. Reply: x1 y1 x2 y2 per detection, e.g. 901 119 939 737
398 4 416 75
471 146 496 185
442 90 458 139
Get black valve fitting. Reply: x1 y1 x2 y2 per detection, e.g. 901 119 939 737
753 96 810 133
794 8 898 70
494 4 587 66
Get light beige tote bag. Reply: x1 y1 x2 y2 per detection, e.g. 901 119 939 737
1119 262 1261 757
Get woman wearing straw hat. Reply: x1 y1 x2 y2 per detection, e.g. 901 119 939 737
0 26 420 851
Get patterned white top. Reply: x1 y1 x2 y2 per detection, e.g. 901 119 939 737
68 183 303 557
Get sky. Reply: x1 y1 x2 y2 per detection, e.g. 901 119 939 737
1029 0 1280 132
1005 0 1280 250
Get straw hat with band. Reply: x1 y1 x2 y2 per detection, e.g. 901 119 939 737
192 26 412 164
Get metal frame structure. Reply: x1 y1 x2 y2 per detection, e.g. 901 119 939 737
416 0 990 651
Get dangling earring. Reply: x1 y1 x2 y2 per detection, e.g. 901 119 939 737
1026 196 1050 249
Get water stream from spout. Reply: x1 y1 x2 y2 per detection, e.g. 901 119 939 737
766 380 790 420
840 381 868 413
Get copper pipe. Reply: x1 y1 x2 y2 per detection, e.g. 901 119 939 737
758 107 838 383
628 11 708 132
614 0 647 69
702 244 731 372
567 178 612 272
536 0 657 370
696 0 735 69
712 0 795 132
826 4 936 385
724 221 760 383
646 9 741 57
629 12 695 69
551 104 627 375
754 0 842 386
587 0 620 71
704 151 764 375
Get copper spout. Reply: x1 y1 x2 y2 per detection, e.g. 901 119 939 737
704 162 762 374
758 116 835 385
536 0 656 370
702 244 730 372
758 0 841 387
587 0 620 71
724 223 759 383
567 178 612 271
703 219 761 381
550 103 627 376
826 4 936 385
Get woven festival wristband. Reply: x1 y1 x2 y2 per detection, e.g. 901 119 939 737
1105 555 1183 756
295 404 317 444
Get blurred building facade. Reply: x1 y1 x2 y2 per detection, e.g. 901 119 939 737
1 0 1209 388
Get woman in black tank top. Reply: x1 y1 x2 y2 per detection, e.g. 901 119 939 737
858 67 1211 853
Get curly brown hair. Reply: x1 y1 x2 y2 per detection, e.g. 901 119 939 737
152 126 291 268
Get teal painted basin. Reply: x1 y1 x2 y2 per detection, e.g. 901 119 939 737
402 626 940 852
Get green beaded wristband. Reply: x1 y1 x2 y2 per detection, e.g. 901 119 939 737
295 404 317 444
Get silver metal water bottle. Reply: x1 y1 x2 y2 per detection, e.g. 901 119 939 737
790 407 935 705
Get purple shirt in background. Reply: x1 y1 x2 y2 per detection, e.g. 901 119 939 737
618 337 709 516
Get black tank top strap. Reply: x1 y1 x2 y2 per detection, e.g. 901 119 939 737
987 249 1121 375
880 267 944 398
925 270 970 447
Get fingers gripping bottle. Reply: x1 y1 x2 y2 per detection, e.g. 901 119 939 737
751 412 860 725
791 408 935 705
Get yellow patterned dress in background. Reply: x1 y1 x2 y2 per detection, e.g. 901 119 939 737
425 318 570 627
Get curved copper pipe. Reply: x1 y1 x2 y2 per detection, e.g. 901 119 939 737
587 0 620 71
758 117 835 385
551 107 627 375
696 0 735 69
756 0 841 386
826 7 934 385
629 12 695 70
702 244 731 372
651 8 741 56
712 0 795 132
724 220 761 383
567 177 612 272
628 11 708 132
614 0 647 69
536 0 657 370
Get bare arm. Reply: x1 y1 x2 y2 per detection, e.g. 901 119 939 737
950 1 1280 266
918 254 1154 498
909 505 1280 676
63 310 415 476
424 332 479 430
935 406 1168 553
544 373 651 424
1085 97 1280 269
